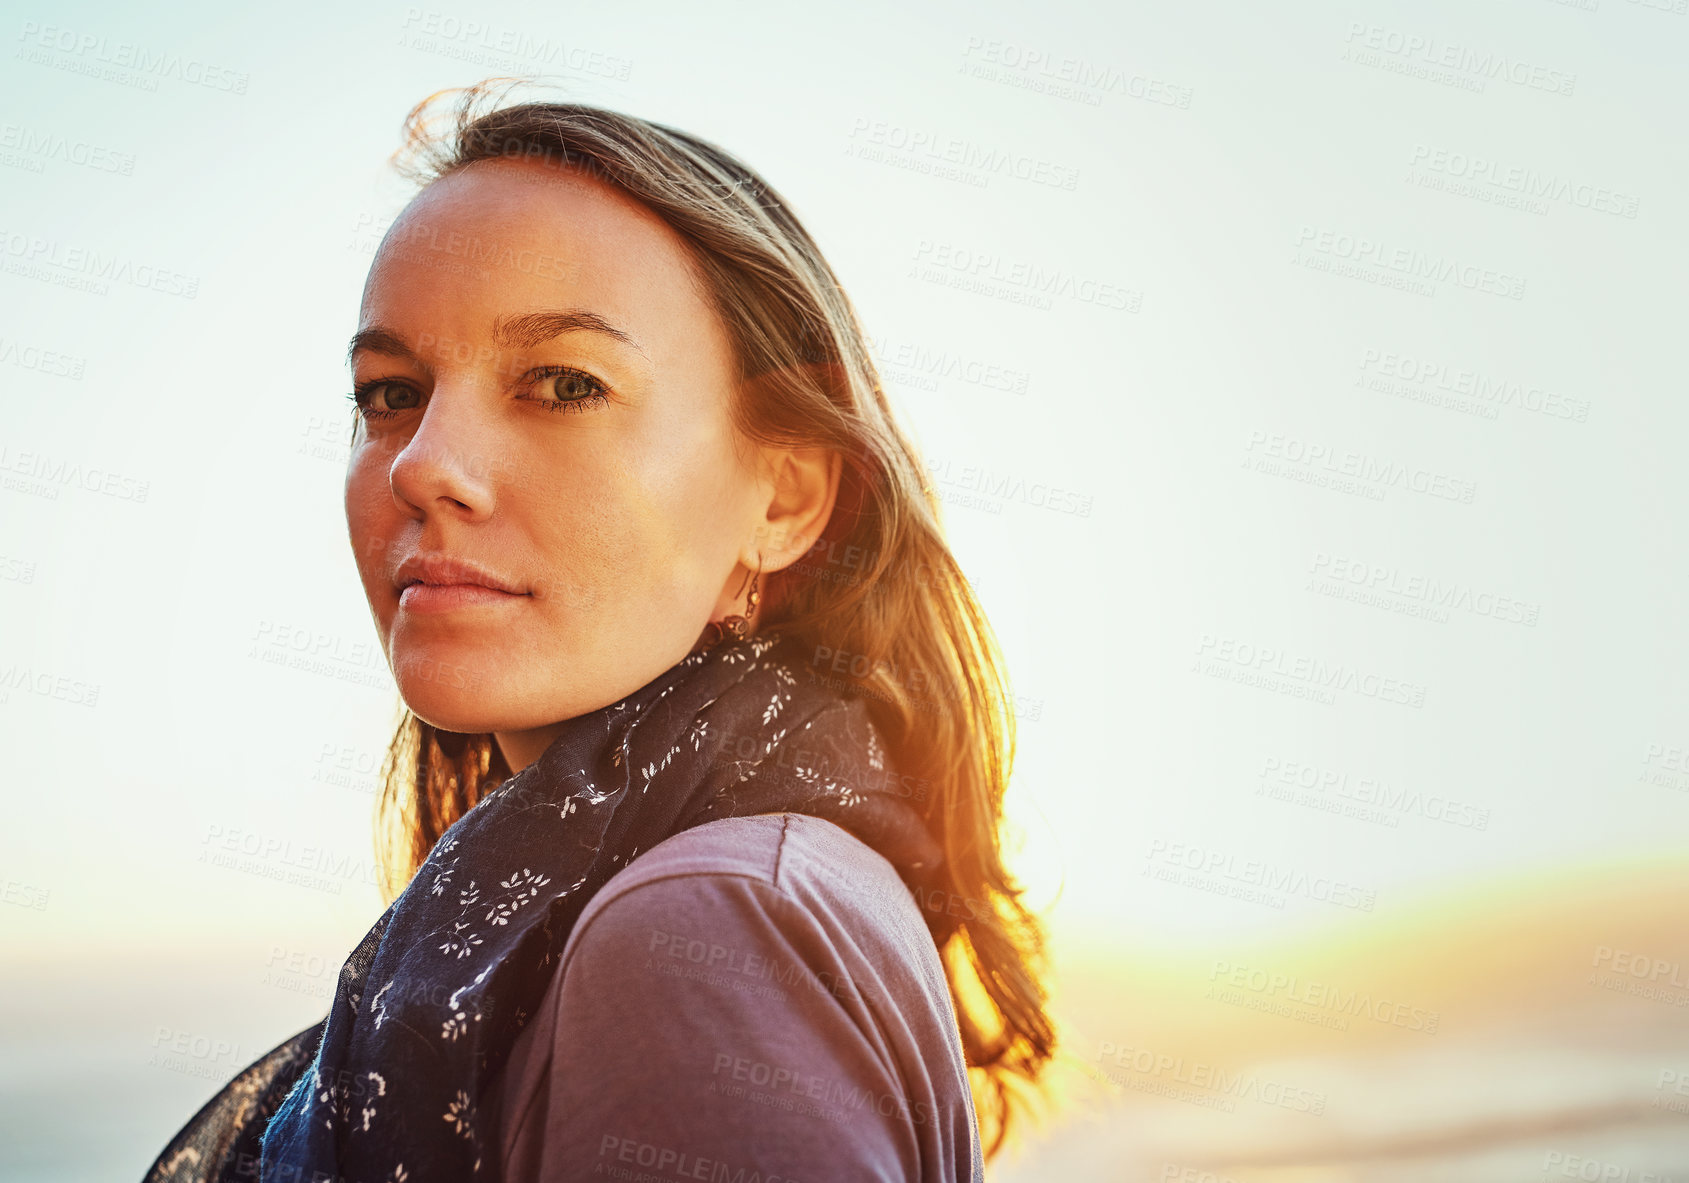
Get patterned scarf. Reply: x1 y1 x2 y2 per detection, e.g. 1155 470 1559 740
143 628 944 1183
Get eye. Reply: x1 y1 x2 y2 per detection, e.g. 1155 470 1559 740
523 365 611 414
347 379 423 422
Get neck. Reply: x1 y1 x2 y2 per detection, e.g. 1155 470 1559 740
494 622 775 774
493 722 566 776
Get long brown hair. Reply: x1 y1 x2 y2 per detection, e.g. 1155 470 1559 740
363 78 1055 1157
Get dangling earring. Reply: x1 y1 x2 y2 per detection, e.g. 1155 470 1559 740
701 556 762 650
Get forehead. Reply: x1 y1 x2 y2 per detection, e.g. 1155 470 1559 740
361 157 713 344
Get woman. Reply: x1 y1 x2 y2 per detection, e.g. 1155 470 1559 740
145 80 1053 1183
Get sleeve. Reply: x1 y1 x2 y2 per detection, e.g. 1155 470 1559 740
523 870 924 1183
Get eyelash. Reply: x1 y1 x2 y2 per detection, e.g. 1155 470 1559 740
345 365 612 422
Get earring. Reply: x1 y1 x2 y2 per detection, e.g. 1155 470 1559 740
701 557 762 650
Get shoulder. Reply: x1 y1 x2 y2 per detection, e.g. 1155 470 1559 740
501 813 984 1181
573 813 929 953
563 812 953 1020
583 811 908 906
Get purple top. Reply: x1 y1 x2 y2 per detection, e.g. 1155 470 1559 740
480 812 986 1182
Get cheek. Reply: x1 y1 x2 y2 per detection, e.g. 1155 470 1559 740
344 453 399 608
616 440 745 581
521 472 663 615
521 441 742 624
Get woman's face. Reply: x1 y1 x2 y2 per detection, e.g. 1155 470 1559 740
344 157 834 771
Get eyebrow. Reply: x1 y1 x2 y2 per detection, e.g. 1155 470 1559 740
346 309 646 367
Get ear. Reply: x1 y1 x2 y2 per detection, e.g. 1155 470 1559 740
747 441 841 575
736 362 849 574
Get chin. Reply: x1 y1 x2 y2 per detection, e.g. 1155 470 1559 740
392 649 570 736
390 645 505 733
397 686 498 736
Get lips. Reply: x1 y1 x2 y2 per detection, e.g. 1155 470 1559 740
394 553 527 595
393 554 529 614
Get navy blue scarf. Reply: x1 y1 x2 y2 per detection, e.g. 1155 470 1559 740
143 628 943 1182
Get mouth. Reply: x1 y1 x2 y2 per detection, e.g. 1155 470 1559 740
394 553 531 614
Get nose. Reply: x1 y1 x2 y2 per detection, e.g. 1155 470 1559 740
387 387 498 522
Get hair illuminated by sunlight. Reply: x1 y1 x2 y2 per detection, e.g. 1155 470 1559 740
364 78 1055 1158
